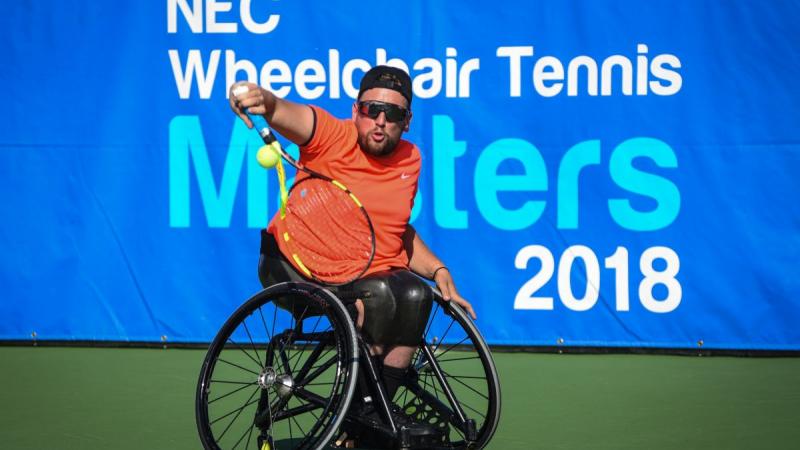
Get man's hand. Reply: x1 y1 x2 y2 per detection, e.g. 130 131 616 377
434 269 477 320
229 82 271 129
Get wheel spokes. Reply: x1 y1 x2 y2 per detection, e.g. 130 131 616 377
203 294 352 450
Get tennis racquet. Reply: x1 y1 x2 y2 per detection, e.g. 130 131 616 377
232 84 376 285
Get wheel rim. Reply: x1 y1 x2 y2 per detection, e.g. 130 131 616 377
396 298 501 449
197 287 357 450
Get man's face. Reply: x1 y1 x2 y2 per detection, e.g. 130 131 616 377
352 88 411 157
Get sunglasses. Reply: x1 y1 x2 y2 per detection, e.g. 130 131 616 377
356 101 409 123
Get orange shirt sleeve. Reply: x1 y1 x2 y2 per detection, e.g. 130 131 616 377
301 106 355 157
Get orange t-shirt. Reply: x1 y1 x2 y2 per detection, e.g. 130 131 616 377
267 105 421 276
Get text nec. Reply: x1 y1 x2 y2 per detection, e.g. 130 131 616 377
167 0 279 34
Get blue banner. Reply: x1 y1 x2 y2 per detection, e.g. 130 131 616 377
2 0 799 349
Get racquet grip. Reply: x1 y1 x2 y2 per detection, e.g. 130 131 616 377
232 85 276 144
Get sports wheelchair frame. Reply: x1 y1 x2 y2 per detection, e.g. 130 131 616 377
196 281 501 450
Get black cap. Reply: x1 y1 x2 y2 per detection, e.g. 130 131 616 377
358 65 413 107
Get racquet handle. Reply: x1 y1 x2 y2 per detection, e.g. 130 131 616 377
232 85 277 145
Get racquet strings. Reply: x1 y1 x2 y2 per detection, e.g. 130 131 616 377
283 178 373 284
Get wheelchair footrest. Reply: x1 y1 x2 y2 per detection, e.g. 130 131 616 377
464 418 478 442
397 426 447 449
340 416 447 449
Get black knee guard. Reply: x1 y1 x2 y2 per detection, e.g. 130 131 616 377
355 270 434 346
258 230 324 317
258 230 309 287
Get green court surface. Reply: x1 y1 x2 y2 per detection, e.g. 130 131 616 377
1 346 798 450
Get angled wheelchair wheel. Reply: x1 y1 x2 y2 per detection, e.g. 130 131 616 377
395 293 501 450
196 282 359 450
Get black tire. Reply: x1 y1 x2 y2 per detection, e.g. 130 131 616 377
396 293 501 449
196 282 359 450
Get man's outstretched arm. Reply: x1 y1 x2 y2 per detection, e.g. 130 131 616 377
229 82 315 147
403 225 477 319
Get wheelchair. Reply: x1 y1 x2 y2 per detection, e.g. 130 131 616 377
195 281 501 450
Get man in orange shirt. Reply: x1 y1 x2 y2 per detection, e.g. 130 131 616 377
231 66 475 438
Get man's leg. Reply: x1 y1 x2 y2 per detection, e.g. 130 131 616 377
355 270 434 403
380 345 416 401
339 270 442 448
382 345 416 367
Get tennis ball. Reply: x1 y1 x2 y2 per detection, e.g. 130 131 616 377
256 144 280 169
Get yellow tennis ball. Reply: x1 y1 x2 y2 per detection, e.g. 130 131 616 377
256 144 280 169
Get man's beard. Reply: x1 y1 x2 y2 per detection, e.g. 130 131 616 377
358 129 400 157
